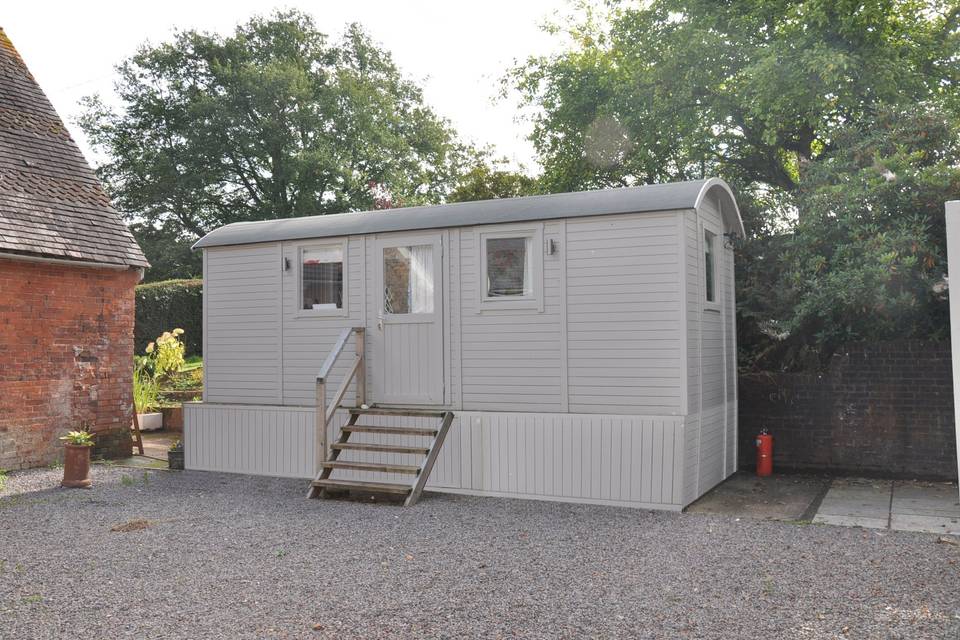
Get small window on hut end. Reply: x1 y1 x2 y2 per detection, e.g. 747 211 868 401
301 246 343 312
704 229 717 303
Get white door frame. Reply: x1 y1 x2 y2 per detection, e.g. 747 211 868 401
373 232 444 405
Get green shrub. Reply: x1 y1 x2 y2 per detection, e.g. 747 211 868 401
135 279 202 356
60 431 95 446
149 328 186 377
133 368 159 413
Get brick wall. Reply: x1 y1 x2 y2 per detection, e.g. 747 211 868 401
0 257 140 470
739 340 958 480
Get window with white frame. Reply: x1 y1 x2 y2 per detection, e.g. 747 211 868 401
704 229 717 303
486 237 532 297
301 246 343 311
479 227 542 310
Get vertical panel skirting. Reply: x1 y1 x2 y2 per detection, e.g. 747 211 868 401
185 403 686 510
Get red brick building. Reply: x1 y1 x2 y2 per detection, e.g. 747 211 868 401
0 29 148 470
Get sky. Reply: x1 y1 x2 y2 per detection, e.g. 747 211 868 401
2 0 572 171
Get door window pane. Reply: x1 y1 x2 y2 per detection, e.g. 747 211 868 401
383 245 434 314
302 246 343 310
486 236 532 297
704 230 716 303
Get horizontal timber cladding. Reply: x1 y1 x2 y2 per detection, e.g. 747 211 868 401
184 404 685 509
458 221 564 412
280 236 364 406
564 212 683 415
204 244 282 404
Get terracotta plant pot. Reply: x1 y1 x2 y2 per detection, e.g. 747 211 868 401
61 443 93 488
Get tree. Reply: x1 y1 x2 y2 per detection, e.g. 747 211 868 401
447 158 540 203
81 11 469 278
510 1 960 369
753 105 959 368
510 1 959 231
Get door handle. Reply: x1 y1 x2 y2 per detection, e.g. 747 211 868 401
377 311 384 331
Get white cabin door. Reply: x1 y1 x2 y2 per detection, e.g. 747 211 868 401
373 233 444 405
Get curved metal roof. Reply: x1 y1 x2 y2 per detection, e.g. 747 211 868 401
193 178 743 249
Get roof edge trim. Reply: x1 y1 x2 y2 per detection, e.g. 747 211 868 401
694 178 746 237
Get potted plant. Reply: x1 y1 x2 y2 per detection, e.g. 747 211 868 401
60 430 95 488
168 439 184 470
133 366 162 430
134 329 186 431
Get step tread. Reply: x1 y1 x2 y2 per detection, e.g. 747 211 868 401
311 479 411 495
345 406 450 418
332 442 431 455
343 425 438 437
321 460 421 474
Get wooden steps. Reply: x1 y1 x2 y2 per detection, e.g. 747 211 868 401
320 460 421 474
347 407 447 418
307 407 455 506
331 442 431 455
311 479 411 495
342 425 438 437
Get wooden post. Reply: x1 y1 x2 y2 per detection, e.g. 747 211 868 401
355 327 366 407
315 377 328 472
131 410 144 456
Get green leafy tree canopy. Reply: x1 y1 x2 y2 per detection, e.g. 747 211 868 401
447 156 540 203
510 0 959 231
81 10 470 278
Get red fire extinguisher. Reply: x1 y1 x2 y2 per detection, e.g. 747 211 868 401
756 429 773 477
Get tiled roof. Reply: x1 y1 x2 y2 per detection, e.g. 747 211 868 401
0 28 147 267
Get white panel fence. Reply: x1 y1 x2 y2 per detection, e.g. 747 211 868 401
184 403 686 509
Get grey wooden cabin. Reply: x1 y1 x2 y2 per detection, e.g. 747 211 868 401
185 178 744 509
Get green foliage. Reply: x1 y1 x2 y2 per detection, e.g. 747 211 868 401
511 1 958 209
448 159 540 203
135 328 189 411
80 10 470 279
510 1 960 369
60 431 95 447
765 106 958 367
132 222 202 282
135 279 202 356
149 329 186 378
0 468 6 492
133 368 159 414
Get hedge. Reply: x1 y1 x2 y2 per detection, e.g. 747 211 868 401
135 279 203 356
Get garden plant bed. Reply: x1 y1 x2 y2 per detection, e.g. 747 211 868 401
1 468 959 639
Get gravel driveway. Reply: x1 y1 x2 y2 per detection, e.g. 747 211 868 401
1 466 958 639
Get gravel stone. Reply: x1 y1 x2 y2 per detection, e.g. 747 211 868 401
1 467 958 639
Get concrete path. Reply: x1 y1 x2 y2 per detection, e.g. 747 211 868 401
105 431 177 470
813 478 960 535
686 472 830 521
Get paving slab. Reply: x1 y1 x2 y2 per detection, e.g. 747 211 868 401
813 478 892 524
812 478 960 535
685 472 829 521
814 514 888 529
890 514 960 535
890 480 960 535
108 431 175 470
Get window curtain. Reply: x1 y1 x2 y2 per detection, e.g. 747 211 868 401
408 244 434 313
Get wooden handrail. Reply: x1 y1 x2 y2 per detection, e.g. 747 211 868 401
315 327 365 473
